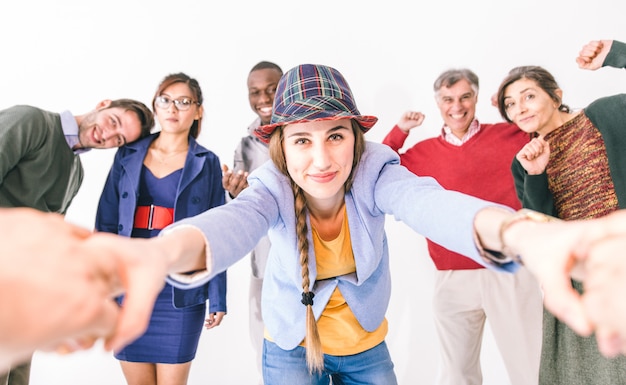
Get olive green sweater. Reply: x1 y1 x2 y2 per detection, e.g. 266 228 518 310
0 105 83 213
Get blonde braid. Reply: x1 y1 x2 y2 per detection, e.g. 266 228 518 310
292 182 324 373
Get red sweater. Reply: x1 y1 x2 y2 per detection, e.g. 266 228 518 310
383 123 529 270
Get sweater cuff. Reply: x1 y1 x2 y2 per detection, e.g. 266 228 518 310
472 208 520 273
604 40 626 69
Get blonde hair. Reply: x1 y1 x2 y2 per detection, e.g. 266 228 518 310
268 120 366 373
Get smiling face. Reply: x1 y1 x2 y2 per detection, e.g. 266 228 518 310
282 118 355 207
435 78 478 138
77 102 143 149
502 78 563 136
248 68 282 125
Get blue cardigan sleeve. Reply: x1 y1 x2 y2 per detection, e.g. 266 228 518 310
205 154 227 313
173 152 228 312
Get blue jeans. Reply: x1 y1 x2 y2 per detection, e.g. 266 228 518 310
263 340 397 385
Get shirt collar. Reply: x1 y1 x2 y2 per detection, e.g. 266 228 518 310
60 110 90 154
441 118 481 146
247 116 261 136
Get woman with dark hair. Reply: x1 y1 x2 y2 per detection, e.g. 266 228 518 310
95 73 227 385
496 40 626 385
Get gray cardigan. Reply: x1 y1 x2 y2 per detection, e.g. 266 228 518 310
231 117 271 278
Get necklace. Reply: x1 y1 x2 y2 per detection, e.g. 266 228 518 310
151 147 188 164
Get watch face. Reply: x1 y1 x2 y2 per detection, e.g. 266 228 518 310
476 209 559 268
521 209 558 223
499 209 558 265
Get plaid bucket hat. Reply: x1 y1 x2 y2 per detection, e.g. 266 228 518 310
254 64 378 143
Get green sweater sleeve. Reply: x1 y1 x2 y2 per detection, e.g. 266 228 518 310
584 94 626 208
0 106 48 185
603 40 626 70
511 159 557 216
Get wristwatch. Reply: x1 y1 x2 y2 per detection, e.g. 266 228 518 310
478 208 558 266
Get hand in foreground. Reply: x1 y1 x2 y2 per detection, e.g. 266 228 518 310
504 216 592 336
509 210 626 349
0 208 119 367
576 39 613 70
222 164 249 198
581 211 626 357
77 232 171 353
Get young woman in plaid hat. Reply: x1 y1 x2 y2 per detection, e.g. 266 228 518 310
90 63 621 384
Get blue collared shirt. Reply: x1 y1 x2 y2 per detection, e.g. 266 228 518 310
60 110 90 154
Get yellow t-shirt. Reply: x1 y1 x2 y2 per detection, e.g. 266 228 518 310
308 207 387 356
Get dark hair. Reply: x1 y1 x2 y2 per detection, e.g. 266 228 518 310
496 66 570 122
267 119 365 373
152 73 203 138
108 99 154 139
433 68 479 95
250 61 283 76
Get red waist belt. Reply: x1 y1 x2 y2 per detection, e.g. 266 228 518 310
134 205 174 230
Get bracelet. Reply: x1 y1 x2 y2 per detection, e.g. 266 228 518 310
499 209 558 264
475 208 557 267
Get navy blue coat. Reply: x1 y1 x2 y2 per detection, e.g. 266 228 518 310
96 133 227 312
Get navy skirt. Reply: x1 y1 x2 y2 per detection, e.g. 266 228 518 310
114 282 205 363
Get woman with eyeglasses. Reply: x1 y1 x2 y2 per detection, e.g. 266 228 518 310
95 72 227 385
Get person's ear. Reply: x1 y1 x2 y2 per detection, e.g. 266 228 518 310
96 99 113 110
555 89 563 107
196 105 204 120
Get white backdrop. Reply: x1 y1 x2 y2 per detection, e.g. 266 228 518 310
2 0 625 383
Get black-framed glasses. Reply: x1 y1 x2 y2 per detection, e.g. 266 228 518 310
155 96 199 111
